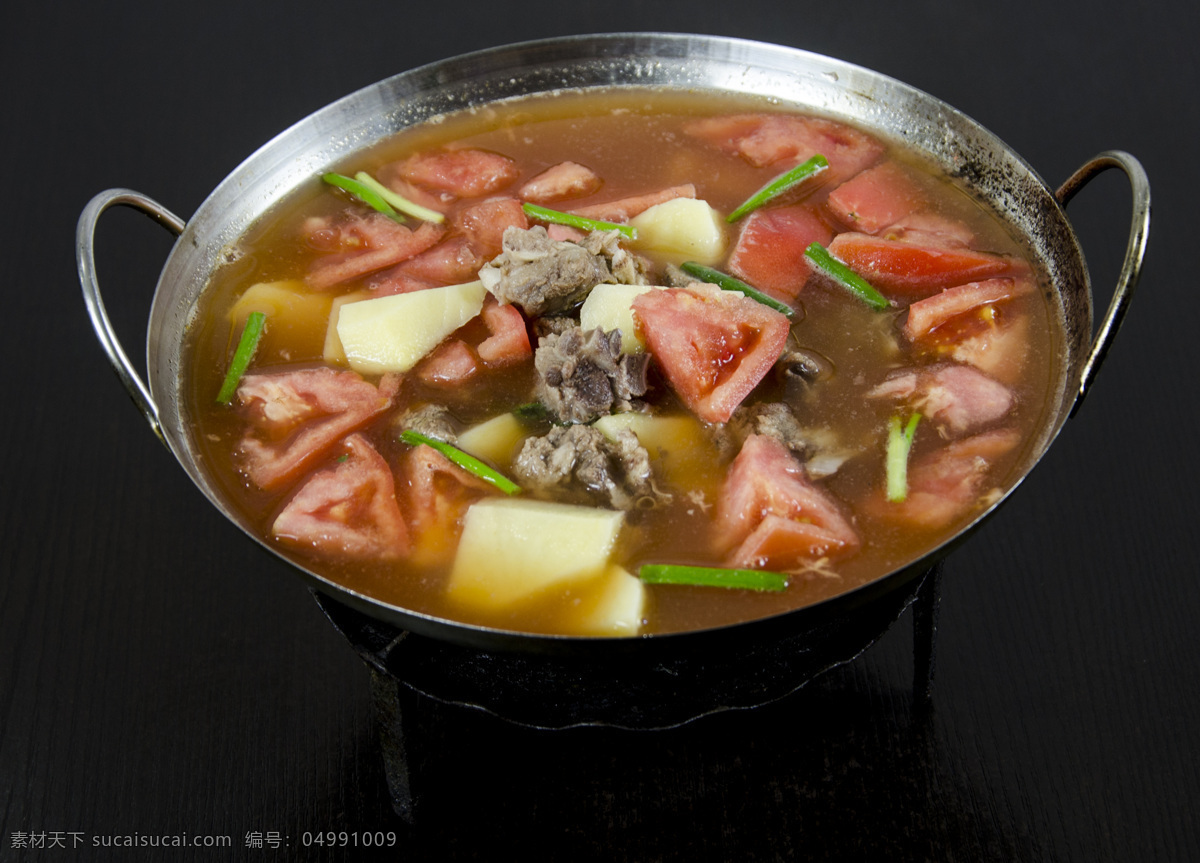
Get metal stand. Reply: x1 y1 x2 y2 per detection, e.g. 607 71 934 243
317 562 945 823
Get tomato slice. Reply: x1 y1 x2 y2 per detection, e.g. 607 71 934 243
726 205 833 301
271 434 410 561
476 297 532 365
236 367 396 490
826 232 1014 298
632 284 789 424
400 148 519 198
903 277 1032 341
714 435 859 568
825 162 925 234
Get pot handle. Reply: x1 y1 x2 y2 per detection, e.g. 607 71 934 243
1055 150 1151 415
76 188 186 443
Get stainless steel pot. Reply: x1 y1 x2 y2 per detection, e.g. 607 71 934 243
76 33 1149 657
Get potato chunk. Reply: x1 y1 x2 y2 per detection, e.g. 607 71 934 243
593 412 718 489
558 565 647 636
336 280 487 374
578 283 664 353
447 498 624 611
455 412 527 467
229 280 333 360
629 197 727 265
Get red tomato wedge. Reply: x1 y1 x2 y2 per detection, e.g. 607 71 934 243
271 434 410 561
399 148 519 198
454 196 528 260
903 277 1033 341
401 443 497 566
477 298 532 365
235 368 397 490
306 217 444 291
825 162 925 234
826 232 1014 298
631 284 789 424
727 205 833 301
870 428 1021 530
714 435 859 568
417 339 479 386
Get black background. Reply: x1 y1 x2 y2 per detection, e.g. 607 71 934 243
3 1 1198 860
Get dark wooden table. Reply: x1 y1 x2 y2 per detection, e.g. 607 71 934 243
4 1 1197 859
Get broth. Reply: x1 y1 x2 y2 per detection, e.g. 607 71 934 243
186 88 1059 636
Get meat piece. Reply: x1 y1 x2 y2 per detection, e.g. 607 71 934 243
903 278 1033 341
478 226 644 317
867 363 1014 437
532 314 579 339
876 428 1021 530
400 148 518 198
520 161 603 203
394 404 457 444
714 434 859 569
825 162 925 234
236 368 396 490
570 184 696 222
306 215 445 290
727 402 810 456
534 327 650 425
271 434 409 561
576 228 647 286
513 424 667 511
685 114 883 183
726 205 833 301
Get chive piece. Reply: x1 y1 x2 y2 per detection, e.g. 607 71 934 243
522 202 637 241
216 311 267 404
804 242 891 310
352 171 446 224
399 429 522 495
885 413 922 502
638 564 789 592
679 261 796 317
322 172 406 224
726 154 830 222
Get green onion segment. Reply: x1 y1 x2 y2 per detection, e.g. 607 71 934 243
352 172 446 224
216 311 267 404
679 262 796 317
638 564 789 592
885 413 922 502
399 429 522 495
321 172 406 224
804 242 891 311
521 202 637 241
726 154 830 222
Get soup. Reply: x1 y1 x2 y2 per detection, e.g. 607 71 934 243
186 89 1059 636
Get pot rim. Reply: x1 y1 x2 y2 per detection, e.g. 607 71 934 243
78 33 1146 655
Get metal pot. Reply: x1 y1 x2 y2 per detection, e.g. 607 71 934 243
76 33 1149 662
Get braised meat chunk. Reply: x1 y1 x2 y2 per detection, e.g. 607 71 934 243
478 226 646 317
535 327 650 425
513 424 668 511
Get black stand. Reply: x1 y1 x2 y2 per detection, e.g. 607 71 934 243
316 562 944 822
